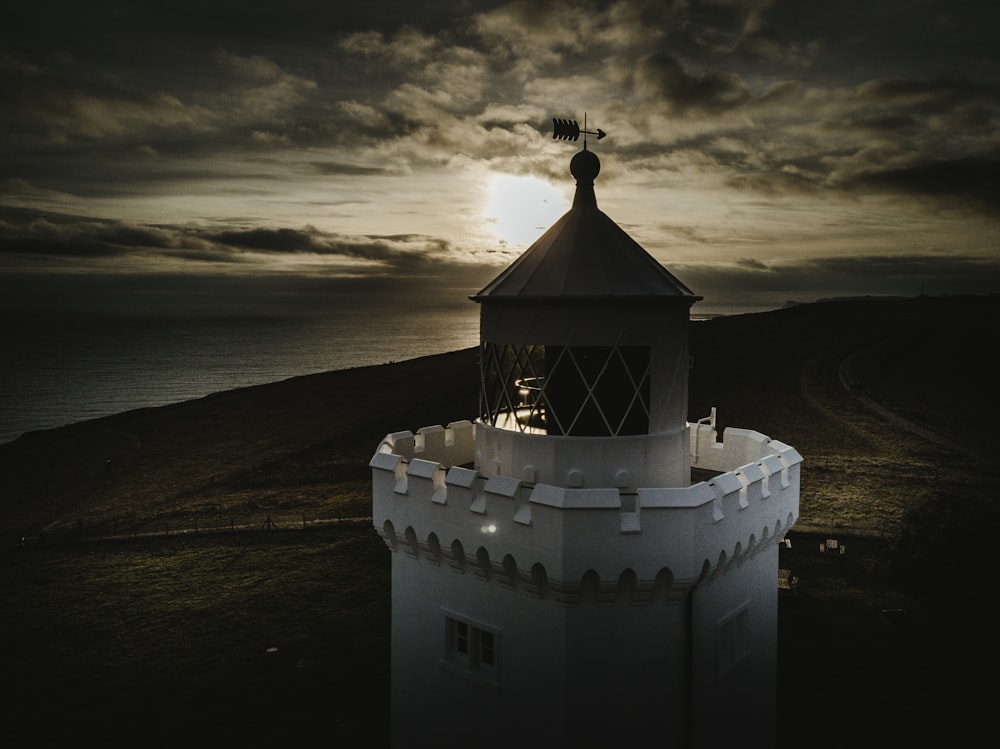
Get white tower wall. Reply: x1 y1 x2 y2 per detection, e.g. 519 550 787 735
476 425 690 490
372 418 800 748
385 510 694 748
387 553 569 747
690 542 781 748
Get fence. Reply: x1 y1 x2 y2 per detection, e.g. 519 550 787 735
14 510 377 549
20 513 899 551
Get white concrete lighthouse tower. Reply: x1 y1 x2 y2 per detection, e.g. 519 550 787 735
371 136 800 748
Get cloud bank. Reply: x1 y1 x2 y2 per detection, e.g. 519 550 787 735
1 0 998 311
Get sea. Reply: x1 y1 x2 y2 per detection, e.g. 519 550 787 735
0 295 742 447
0 296 485 447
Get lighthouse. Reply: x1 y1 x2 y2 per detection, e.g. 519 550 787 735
370 128 800 748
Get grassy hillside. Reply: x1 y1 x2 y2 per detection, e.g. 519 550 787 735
2 295 997 747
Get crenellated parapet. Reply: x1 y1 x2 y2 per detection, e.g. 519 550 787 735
371 416 800 605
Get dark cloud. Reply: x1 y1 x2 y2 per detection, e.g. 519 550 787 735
309 161 396 177
678 253 1000 308
207 225 449 266
847 158 1000 210
633 52 750 113
210 227 324 252
0 208 178 258
0 205 471 275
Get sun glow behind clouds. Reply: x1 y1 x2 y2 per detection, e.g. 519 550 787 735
485 174 569 248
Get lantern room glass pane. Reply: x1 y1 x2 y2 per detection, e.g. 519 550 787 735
480 343 650 436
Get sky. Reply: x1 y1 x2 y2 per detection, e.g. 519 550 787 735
2 0 999 318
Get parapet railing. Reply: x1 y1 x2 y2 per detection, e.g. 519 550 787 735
371 418 801 587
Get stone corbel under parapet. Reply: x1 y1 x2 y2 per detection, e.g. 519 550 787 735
378 514 702 607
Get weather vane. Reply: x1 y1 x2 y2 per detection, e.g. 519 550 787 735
551 113 607 149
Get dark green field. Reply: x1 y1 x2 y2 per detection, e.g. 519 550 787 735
2 295 998 747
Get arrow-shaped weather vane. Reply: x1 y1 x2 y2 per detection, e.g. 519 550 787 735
552 113 607 148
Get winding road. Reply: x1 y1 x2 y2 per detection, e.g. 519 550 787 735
838 345 996 468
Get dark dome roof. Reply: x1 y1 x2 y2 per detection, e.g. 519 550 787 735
473 150 700 302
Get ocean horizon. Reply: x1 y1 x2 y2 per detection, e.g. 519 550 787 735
0 295 761 446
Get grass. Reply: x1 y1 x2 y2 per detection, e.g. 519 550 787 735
2 295 998 747
3 524 390 748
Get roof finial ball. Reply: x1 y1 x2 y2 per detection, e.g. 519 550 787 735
570 147 600 186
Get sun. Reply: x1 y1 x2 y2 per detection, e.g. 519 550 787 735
485 174 569 247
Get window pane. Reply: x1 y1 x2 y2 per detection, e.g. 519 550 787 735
483 342 649 436
480 631 494 666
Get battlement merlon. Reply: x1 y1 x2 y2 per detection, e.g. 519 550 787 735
370 419 801 584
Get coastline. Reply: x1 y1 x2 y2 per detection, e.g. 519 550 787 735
3 293 997 547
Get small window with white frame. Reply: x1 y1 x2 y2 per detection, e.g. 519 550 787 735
717 601 751 678
442 610 500 688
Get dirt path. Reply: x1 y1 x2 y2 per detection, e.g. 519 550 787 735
838 345 997 467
